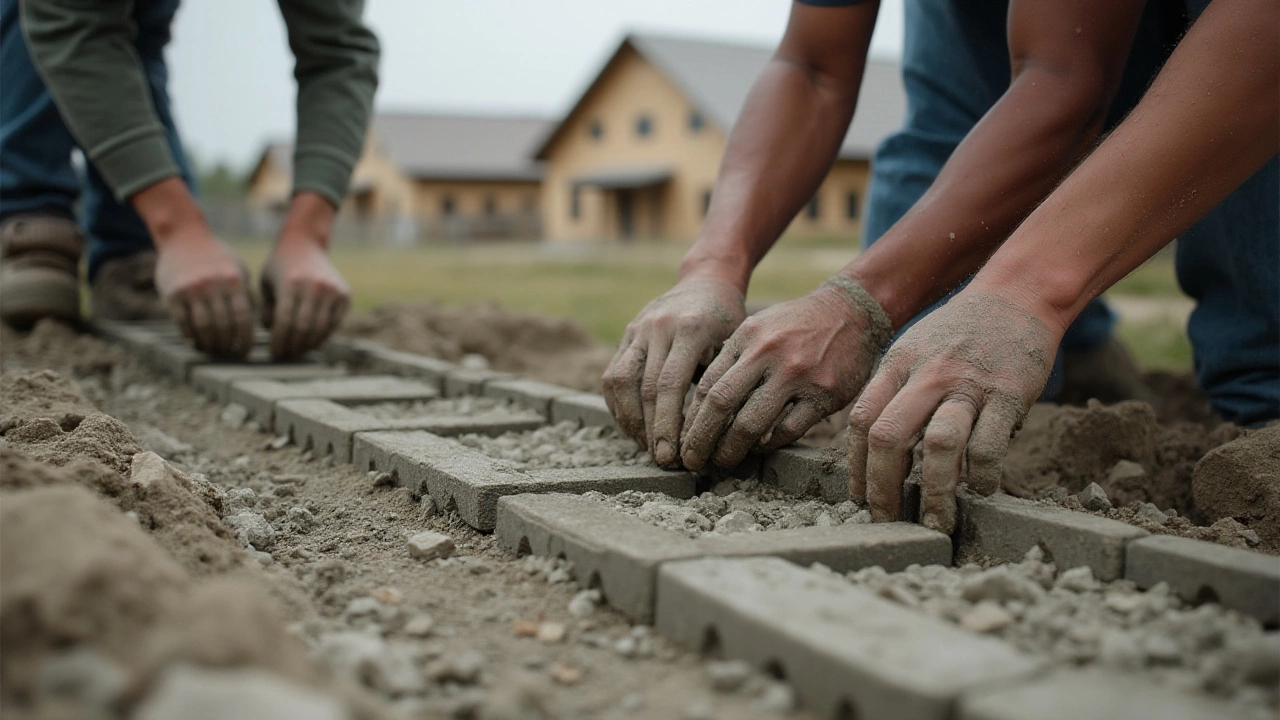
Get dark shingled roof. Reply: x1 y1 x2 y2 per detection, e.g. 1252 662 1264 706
536 32 906 160
371 113 552 182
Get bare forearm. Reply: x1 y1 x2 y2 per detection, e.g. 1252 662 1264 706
974 0 1280 335
681 2 878 291
841 0 1144 328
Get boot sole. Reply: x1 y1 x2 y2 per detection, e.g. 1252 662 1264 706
0 268 81 329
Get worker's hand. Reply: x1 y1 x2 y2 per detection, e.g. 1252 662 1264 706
137 178 255 359
680 276 891 471
261 193 351 360
847 290 1058 533
602 279 746 466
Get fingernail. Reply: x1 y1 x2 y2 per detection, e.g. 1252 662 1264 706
654 438 673 464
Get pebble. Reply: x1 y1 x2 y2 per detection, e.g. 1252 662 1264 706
568 589 601 618
550 662 582 685
404 615 435 637
959 601 1014 633
1078 482 1112 512
425 650 485 685
224 511 277 550
317 632 425 696
1107 459 1147 484
1054 566 1099 593
614 636 639 658
134 666 347 720
220 403 249 429
536 622 566 644
372 587 404 605
37 648 128 715
342 596 403 631
713 510 758 534
756 680 797 714
706 660 752 693
267 434 291 451
1134 502 1169 526
407 530 455 561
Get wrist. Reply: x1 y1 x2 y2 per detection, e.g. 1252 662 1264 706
819 274 893 353
130 177 210 248
277 191 336 251
677 248 751 294
969 261 1078 339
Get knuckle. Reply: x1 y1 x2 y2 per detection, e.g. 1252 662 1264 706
848 404 877 433
866 419 911 451
703 384 738 413
924 423 964 453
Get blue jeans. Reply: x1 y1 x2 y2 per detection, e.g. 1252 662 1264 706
864 0 1279 424
0 0 195 280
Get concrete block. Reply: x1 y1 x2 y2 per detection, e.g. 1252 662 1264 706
361 346 457 390
320 336 372 365
1126 535 1280 625
191 364 345 402
761 445 849 502
482 378 576 416
228 375 437 428
443 368 515 398
274 398 545 464
352 431 694 531
150 343 293 383
550 393 618 429
959 668 1257 720
956 491 1148 581
656 557 1041 720
495 493 949 622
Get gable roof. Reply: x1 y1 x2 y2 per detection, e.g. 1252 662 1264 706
535 32 905 161
372 112 552 182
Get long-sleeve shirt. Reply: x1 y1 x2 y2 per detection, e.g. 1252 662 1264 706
21 0 380 208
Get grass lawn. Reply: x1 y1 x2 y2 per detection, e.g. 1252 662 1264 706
231 238 1190 371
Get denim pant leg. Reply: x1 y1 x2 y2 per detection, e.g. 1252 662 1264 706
0 0 79 221
82 0 197 280
862 0 1173 395
1175 157 1280 426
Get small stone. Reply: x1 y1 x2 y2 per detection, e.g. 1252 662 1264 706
37 648 128 715
253 551 273 567
220 403 249 429
513 620 539 638
813 511 837 528
342 596 403 631
1078 482 1112 512
712 480 737 497
1055 566 1099 593
404 615 435 637
550 662 582 685
614 636 638 658
226 487 257 510
1098 632 1144 671
757 680 797 714
286 506 316 532
1141 634 1182 664
568 589 601 619
317 631 425 696
1043 486 1069 503
224 511 277 550
714 510 757 534
268 434 291 451
1107 459 1147 484
1104 592 1145 614
425 650 484 685
959 601 1014 633
1134 502 1168 526
369 470 395 487
407 530 455 561
536 622 567 644
460 353 490 370
372 587 404 605
876 583 919 607
134 666 346 720
706 660 752 693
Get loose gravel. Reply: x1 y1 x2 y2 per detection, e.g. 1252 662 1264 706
454 422 650 470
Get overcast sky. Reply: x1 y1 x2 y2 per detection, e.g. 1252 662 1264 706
167 0 904 171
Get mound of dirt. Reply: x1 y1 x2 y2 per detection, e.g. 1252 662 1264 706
0 369 97 433
1193 426 1280 551
341 301 614 392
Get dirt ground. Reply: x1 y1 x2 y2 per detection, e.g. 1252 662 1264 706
2 304 1276 718
0 321 810 720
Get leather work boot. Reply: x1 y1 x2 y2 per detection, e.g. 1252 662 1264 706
91 250 167 322
0 214 84 329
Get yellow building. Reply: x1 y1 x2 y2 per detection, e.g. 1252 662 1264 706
535 33 906 242
247 113 551 241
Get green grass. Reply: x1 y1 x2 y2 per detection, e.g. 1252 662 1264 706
231 237 1189 370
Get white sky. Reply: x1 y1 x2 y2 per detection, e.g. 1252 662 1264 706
168 0 904 171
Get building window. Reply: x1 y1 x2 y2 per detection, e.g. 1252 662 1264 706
441 195 455 217
570 185 581 221
701 189 713 217
484 195 498 217
806 195 821 221
846 191 860 220
689 111 705 134
635 114 653 138
588 120 603 140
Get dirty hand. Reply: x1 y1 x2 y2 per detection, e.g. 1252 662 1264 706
847 290 1060 534
680 276 892 471
261 193 351 360
602 279 746 465
153 231 255 359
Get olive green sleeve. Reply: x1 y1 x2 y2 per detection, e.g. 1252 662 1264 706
21 0 183 201
277 0 381 208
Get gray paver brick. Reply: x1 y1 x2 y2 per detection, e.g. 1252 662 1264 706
352 431 693 531
761 445 849 502
274 398 544 464
482 378 575 416
495 493 950 622
228 375 437 428
443 368 515 398
191 364 346 403
959 668 1256 720
549 393 617 429
320 336 373 365
656 557 1041 720
956 490 1148 580
360 346 457 390
1126 535 1280 625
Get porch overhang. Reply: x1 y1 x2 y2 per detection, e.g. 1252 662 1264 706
572 164 673 190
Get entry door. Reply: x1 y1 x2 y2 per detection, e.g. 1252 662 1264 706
617 190 634 240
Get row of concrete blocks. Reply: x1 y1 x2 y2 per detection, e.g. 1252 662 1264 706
92 322 1280 630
